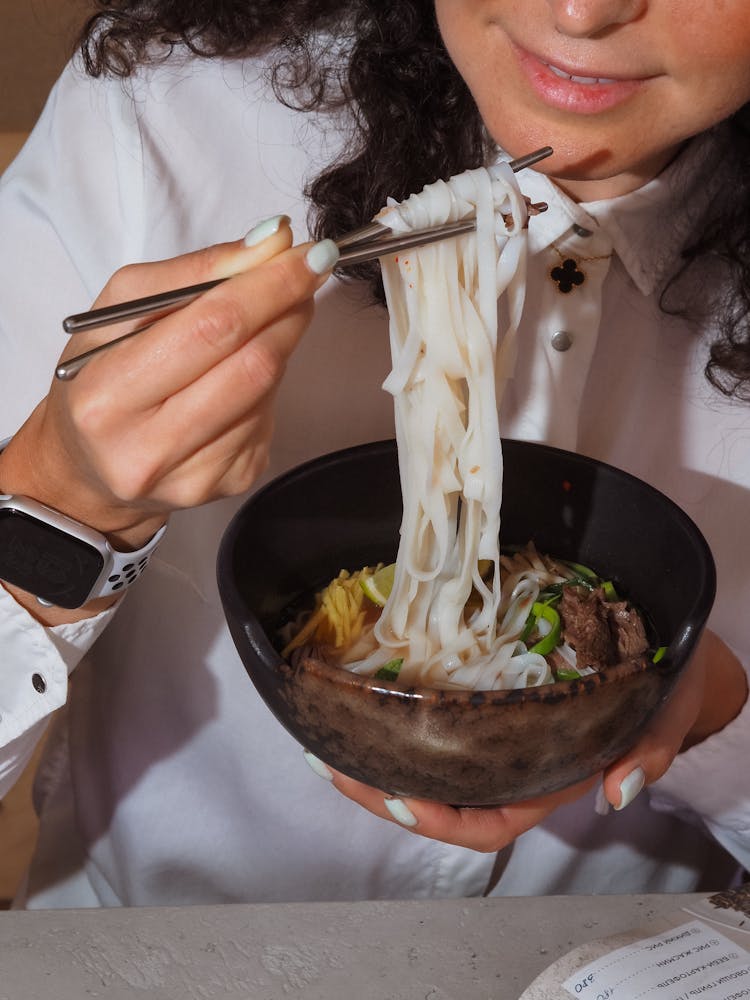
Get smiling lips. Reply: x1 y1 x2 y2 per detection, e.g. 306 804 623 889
514 43 647 114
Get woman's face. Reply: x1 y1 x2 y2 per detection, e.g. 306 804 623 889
435 0 750 200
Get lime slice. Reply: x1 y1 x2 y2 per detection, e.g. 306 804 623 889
360 563 395 607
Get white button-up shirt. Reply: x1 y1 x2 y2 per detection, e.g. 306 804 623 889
0 56 747 907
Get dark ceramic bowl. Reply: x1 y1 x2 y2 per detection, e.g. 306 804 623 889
217 439 715 806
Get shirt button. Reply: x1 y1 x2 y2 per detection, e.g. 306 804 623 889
32 673 47 694
573 224 593 238
551 330 573 352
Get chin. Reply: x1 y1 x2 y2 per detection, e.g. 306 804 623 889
491 119 670 198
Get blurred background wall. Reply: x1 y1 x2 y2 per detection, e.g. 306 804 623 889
0 0 93 906
0 0 91 131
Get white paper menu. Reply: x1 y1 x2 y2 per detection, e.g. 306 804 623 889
519 889 750 1000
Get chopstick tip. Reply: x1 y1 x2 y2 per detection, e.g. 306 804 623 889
508 146 554 173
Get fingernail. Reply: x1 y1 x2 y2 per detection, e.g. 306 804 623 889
615 766 645 811
384 796 418 828
594 782 611 816
303 751 333 782
305 238 340 275
244 214 290 247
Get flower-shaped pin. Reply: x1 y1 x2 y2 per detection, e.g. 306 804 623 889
551 258 585 293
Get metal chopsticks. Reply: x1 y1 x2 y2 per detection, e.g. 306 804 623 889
54 221 485 380
55 146 553 380
62 219 479 336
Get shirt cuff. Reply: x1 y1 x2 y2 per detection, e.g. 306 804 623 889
0 583 115 794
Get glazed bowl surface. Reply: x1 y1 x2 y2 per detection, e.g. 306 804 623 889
217 439 715 806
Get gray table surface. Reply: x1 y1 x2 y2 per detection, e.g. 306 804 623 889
0 893 704 999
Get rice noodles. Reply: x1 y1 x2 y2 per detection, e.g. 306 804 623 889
346 162 560 690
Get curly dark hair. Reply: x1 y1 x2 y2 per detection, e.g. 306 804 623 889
78 1 491 287
78 0 750 400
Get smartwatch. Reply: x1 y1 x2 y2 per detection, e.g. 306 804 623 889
0 439 165 609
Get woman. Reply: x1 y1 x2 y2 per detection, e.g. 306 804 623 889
0 0 748 906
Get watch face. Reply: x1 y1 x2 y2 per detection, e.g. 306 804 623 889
0 508 104 608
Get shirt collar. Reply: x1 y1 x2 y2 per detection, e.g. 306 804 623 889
513 125 729 296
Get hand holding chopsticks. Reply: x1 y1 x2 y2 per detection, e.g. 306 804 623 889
13 216 343 560
55 146 552 380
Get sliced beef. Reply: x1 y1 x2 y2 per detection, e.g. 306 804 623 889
559 586 616 669
558 586 648 670
607 599 649 660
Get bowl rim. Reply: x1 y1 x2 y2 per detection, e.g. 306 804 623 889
289 646 658 707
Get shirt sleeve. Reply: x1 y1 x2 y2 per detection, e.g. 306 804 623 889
0 584 117 798
0 61 146 796
0 58 148 434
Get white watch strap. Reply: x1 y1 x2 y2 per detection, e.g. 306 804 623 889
96 523 167 598
0 435 166 602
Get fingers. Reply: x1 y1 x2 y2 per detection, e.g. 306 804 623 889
601 681 697 812
601 628 748 810
600 675 701 811
50 224 337 501
67 238 337 412
155 299 313 459
153 403 278 506
318 763 598 853
20 218 338 539
59 239 332 500
89 214 294 312
56 214 296 377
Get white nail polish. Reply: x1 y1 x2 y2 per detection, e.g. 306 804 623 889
303 751 333 781
305 239 340 275
615 766 645 811
244 214 289 247
384 797 418 828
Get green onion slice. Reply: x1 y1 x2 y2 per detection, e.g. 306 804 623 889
559 560 599 585
374 658 403 681
528 602 562 656
554 667 581 681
